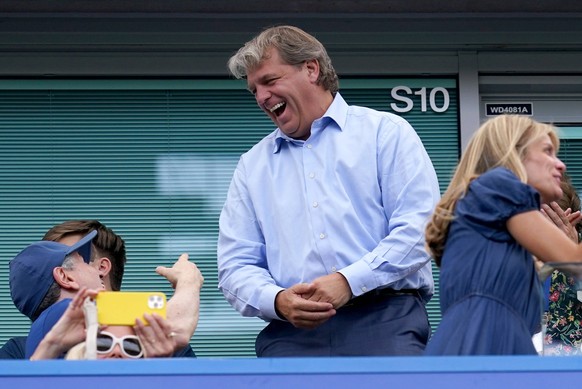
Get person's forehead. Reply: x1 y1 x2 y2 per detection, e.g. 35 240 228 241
533 134 554 148
246 50 289 90
105 325 135 337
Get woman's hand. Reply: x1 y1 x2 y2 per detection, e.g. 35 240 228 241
541 202 581 243
133 314 176 358
30 288 99 360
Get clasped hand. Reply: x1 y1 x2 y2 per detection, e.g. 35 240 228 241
275 272 352 329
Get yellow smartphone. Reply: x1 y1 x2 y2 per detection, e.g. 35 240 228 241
95 291 167 326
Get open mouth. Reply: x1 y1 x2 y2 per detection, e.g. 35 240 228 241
269 102 286 117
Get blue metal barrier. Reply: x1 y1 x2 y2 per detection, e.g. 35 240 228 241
1 356 581 388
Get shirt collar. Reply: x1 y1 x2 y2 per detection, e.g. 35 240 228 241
272 92 348 153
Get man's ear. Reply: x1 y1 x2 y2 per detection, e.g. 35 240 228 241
94 257 112 279
53 267 80 291
305 58 320 83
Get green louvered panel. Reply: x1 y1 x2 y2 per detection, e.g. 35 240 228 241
559 136 582 192
0 78 458 357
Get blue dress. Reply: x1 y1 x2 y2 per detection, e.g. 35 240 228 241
425 167 543 355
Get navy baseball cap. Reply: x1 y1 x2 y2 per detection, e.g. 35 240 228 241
9 230 97 320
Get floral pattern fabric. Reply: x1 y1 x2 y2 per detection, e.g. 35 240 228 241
544 270 582 356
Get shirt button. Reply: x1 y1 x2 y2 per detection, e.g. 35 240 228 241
309 172 315 179
312 201 318 208
361 286 368 293
331 266 337 272
307 144 313 149
319 233 326 239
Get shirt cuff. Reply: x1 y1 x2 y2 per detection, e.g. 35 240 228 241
258 283 285 321
338 253 378 297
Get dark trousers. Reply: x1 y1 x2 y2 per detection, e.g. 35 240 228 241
255 292 430 357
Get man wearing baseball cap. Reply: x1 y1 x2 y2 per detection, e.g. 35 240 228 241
9 230 105 358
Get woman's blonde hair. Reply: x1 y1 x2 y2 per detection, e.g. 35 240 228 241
425 115 560 265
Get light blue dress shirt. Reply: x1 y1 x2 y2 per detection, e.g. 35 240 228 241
218 93 440 321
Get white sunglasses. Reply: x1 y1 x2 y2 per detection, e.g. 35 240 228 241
96 331 144 358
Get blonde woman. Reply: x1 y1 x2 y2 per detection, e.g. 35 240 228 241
425 114 582 355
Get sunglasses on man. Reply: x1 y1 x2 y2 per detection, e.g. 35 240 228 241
96 331 144 358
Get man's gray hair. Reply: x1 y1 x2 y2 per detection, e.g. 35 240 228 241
61 253 77 270
227 25 339 94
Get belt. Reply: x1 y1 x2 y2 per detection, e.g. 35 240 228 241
343 288 420 308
